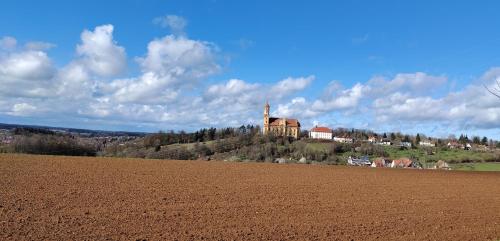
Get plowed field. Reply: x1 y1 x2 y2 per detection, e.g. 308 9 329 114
1 154 499 240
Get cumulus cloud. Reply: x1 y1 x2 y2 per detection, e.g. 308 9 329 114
0 50 54 81
371 72 500 130
108 73 179 104
153 15 187 34
203 79 263 115
367 72 447 96
274 97 319 119
76 24 126 77
0 48 55 97
312 83 368 111
10 103 37 116
270 75 314 98
205 79 260 98
55 62 93 99
101 34 220 105
1 19 499 137
137 35 219 79
204 75 315 111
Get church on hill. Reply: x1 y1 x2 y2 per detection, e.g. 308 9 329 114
263 102 301 139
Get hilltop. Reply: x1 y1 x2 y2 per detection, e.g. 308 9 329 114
1 123 499 168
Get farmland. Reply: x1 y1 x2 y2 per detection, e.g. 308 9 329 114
451 162 500 171
1 154 500 240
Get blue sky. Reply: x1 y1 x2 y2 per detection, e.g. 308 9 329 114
1 0 500 139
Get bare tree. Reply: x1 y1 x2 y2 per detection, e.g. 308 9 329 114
485 79 500 98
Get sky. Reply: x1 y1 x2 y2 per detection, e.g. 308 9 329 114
0 0 500 139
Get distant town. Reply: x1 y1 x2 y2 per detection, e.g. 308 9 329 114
259 102 498 169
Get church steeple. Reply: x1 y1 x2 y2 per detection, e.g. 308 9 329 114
264 101 270 116
263 101 270 134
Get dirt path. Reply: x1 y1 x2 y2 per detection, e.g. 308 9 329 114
1 154 499 240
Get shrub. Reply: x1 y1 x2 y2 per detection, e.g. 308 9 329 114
11 135 96 156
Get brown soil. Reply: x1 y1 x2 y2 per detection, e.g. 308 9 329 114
1 154 499 240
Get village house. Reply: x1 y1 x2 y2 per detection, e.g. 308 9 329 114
347 156 371 166
263 102 301 139
371 157 390 167
447 141 463 149
399 141 412 148
333 135 353 143
309 126 333 140
446 141 472 150
368 136 377 143
419 140 435 147
376 139 392 146
465 143 472 150
0 129 13 144
390 158 413 168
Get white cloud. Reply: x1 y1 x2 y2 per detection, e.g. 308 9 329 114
0 50 54 81
10 103 37 116
137 35 219 80
371 73 500 129
76 24 126 77
205 79 259 97
270 75 314 98
203 75 316 115
55 62 92 99
373 94 444 122
109 73 179 104
368 72 447 96
103 34 220 105
0 49 55 98
1 20 499 138
203 79 263 115
312 83 367 111
274 97 319 119
153 15 187 34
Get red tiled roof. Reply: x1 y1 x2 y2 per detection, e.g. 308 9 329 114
310 126 332 133
392 158 412 167
269 117 301 127
372 158 387 167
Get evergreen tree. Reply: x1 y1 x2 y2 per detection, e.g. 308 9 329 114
458 134 465 144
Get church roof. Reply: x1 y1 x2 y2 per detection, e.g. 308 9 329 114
269 117 301 127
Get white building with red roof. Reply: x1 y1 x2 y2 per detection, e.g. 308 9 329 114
309 126 333 140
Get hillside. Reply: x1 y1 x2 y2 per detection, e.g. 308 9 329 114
1 124 499 168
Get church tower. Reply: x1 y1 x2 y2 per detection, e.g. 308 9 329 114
263 101 270 135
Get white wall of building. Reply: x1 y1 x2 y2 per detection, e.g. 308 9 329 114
419 141 434 147
333 137 353 143
310 131 332 140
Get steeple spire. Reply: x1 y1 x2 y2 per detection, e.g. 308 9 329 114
263 101 270 135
